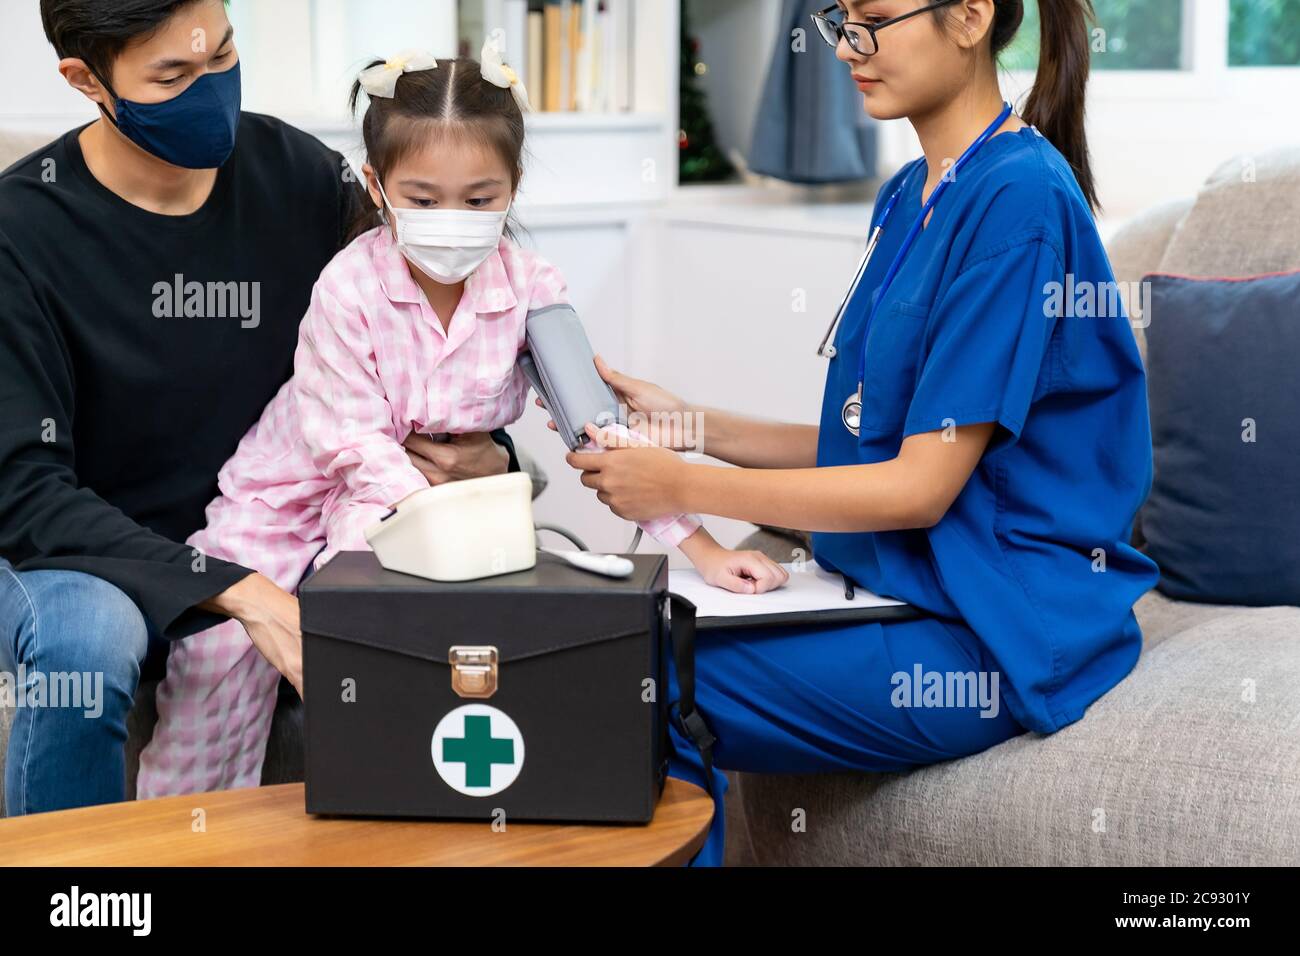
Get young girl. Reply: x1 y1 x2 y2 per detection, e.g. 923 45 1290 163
136 41 787 799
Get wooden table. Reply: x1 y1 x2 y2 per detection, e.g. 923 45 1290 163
0 780 713 866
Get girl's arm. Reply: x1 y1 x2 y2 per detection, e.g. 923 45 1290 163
293 282 430 512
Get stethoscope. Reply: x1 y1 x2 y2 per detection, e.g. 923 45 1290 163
816 102 1015 436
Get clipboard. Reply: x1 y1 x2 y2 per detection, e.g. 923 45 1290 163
668 562 926 631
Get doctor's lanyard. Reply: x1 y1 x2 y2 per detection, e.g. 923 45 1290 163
817 101 1015 436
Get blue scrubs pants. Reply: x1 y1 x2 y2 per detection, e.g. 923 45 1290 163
665 614 1028 866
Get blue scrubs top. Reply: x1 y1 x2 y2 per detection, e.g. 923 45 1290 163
813 126 1160 735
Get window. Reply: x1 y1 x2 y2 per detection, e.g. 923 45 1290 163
1000 0 1186 71
1229 0 1300 66
1001 0 1300 71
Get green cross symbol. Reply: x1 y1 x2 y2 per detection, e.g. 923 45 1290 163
442 714 515 787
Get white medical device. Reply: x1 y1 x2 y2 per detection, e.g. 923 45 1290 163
364 471 536 581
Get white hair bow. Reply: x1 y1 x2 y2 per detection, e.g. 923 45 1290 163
480 35 533 113
358 50 438 99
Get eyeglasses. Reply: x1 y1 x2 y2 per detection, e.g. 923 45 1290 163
812 0 963 57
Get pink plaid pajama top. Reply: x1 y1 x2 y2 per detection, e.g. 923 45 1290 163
212 224 703 554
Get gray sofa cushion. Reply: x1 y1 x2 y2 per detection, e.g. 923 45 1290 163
733 595 1300 865
1103 197 1192 368
1158 147 1300 279
0 132 53 173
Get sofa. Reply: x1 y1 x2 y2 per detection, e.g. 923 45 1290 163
722 147 1300 866
4 128 1297 866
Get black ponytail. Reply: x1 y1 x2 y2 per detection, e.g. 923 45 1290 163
989 0 1100 212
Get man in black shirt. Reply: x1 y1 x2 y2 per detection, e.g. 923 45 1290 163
0 0 523 814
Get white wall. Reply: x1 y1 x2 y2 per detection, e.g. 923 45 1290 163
230 0 458 122
0 0 98 131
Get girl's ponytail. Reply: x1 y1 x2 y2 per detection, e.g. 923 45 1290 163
1020 0 1098 211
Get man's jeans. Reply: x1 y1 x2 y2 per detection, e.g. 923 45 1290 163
0 558 162 815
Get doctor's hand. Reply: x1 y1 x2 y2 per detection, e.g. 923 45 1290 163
565 423 689 519
536 354 692 451
404 431 508 485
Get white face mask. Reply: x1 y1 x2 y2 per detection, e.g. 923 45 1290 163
375 178 510 284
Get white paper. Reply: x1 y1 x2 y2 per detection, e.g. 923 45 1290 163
668 562 906 619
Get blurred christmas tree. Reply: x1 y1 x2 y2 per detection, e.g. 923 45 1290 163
679 2 736 183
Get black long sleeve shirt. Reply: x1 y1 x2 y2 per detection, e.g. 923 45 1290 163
0 114 518 640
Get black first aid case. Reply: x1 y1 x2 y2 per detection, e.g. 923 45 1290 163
298 550 712 824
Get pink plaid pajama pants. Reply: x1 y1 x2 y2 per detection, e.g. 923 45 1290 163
135 491 359 799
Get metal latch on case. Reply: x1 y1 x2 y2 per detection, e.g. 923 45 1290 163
449 645 498 698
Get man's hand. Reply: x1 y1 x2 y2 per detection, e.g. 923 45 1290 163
404 431 509 486
202 573 303 696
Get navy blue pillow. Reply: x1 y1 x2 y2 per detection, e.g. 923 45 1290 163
1142 270 1300 606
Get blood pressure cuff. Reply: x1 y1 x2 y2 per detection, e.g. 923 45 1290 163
517 303 621 450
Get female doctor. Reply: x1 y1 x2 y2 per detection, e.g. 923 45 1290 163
563 0 1159 866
